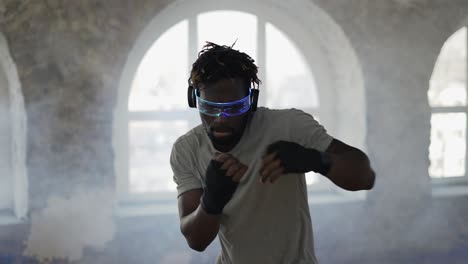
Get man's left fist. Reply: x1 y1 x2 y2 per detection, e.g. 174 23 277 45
259 140 330 183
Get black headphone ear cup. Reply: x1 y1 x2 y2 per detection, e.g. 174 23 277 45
250 89 259 112
187 85 196 108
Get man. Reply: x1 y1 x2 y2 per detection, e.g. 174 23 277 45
170 42 375 263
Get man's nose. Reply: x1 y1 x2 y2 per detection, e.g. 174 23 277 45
214 112 228 122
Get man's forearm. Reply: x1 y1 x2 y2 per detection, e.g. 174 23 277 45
180 205 222 252
325 149 375 191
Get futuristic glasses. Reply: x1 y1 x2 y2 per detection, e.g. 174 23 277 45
195 89 252 117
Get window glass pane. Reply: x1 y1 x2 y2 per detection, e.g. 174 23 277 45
129 20 189 111
266 22 320 184
428 27 467 107
198 11 257 61
129 120 189 193
429 113 466 177
265 22 319 109
306 172 321 185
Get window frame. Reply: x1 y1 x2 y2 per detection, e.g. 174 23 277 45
0 33 28 225
429 26 468 196
114 0 367 216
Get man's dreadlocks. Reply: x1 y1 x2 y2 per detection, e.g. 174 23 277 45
188 41 261 92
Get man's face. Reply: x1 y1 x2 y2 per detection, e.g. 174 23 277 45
198 78 250 152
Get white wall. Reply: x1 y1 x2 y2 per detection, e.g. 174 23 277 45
0 52 12 210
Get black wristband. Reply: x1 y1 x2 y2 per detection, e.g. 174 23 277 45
200 160 238 215
267 140 333 175
200 190 223 215
315 150 332 176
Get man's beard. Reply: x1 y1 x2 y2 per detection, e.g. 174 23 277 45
204 115 250 151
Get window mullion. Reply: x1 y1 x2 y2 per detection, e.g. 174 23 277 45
257 17 266 107
465 26 468 178
431 106 466 113
188 16 198 67
188 16 199 129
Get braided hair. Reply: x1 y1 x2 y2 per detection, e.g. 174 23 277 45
189 41 261 92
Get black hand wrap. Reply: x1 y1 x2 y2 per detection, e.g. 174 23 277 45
200 160 239 215
267 140 332 175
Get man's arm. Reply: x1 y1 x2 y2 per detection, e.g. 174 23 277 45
178 189 221 252
177 153 248 252
324 138 375 191
260 139 375 191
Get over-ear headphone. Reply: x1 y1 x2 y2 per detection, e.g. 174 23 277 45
187 85 259 112
187 85 197 108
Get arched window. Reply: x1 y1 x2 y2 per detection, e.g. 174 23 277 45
0 33 28 223
428 27 467 181
126 12 321 197
114 0 366 211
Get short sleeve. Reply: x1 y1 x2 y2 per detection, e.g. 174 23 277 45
170 137 203 197
287 108 333 152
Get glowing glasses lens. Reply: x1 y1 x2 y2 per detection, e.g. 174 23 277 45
196 92 251 117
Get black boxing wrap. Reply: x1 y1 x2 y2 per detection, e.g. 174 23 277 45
200 160 239 215
266 140 332 175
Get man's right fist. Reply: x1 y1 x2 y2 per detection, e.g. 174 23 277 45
201 153 248 215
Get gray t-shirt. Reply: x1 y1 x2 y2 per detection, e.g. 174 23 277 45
170 107 333 264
